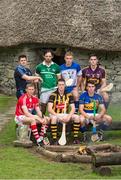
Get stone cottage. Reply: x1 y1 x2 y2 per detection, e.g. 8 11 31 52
0 0 121 102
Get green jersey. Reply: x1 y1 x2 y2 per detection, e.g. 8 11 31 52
36 61 60 90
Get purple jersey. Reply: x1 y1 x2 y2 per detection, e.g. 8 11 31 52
82 65 105 90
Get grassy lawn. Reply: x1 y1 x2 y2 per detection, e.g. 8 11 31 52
0 94 16 113
0 95 121 179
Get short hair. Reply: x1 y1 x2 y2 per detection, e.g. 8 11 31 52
64 51 74 57
58 78 65 84
87 80 95 86
43 49 54 56
26 83 35 89
89 54 98 59
18 55 27 61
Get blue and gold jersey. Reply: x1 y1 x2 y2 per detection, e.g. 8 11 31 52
79 91 104 113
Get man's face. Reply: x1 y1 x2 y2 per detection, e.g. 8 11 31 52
58 81 65 92
64 55 73 66
26 86 35 96
19 57 28 66
87 83 95 94
89 56 98 66
44 52 53 63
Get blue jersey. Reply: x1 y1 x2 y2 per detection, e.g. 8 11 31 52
79 91 104 113
60 62 82 93
14 65 32 91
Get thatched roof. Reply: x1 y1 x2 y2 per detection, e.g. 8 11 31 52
0 0 121 51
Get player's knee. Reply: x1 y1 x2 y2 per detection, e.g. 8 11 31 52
51 117 57 124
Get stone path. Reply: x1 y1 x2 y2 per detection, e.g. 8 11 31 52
0 106 15 132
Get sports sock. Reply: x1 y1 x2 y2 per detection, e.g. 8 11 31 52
73 122 80 139
97 122 109 131
80 126 87 133
51 124 57 140
31 124 41 143
74 101 79 113
40 124 48 139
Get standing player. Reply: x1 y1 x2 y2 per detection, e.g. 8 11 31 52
14 55 41 99
60 51 82 113
14 83 50 146
48 79 81 145
79 81 112 141
81 54 109 109
36 49 61 114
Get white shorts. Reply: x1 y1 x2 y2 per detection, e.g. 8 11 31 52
49 113 79 122
15 115 25 125
40 89 56 104
85 113 99 124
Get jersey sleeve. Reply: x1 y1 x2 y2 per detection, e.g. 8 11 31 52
36 64 40 75
98 94 104 104
77 64 82 76
48 93 55 103
69 94 74 104
101 68 106 78
82 68 86 78
79 93 85 104
15 66 25 78
34 97 39 107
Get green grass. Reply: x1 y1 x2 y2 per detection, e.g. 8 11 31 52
0 94 16 113
107 103 121 121
1 95 121 179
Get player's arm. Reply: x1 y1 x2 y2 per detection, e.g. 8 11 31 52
79 104 90 119
57 74 61 80
68 103 75 117
100 78 107 91
77 75 82 89
35 106 42 118
95 104 106 121
48 102 57 116
76 65 82 89
80 77 86 92
22 74 41 81
22 105 35 118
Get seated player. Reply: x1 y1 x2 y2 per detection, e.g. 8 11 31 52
14 83 50 146
60 51 82 113
79 81 112 141
48 78 81 145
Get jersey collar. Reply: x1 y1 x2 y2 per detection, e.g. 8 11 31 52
43 61 54 67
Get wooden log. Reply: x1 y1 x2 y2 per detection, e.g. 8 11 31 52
61 153 91 163
86 143 116 155
92 165 112 176
92 152 121 167
13 140 33 148
45 145 79 152
36 147 62 162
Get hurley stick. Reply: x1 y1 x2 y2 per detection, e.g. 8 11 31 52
91 100 99 142
58 102 67 145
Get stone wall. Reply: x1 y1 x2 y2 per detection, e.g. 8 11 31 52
0 45 121 103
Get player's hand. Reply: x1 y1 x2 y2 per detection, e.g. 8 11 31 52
88 115 95 120
63 115 71 123
94 114 102 121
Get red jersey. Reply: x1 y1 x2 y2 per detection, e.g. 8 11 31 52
15 93 39 116
82 65 105 90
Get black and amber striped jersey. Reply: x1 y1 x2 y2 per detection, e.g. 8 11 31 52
48 90 74 113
